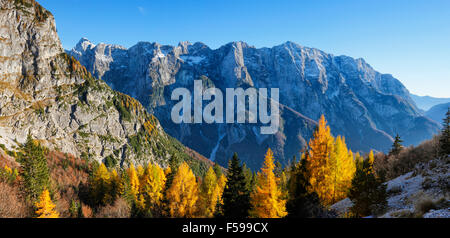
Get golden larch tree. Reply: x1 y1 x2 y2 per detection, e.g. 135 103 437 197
165 162 199 218
127 164 140 201
331 136 356 203
250 148 287 218
35 189 59 218
354 152 364 170
199 167 221 217
305 115 336 205
216 173 227 206
137 165 145 178
140 163 166 210
110 169 123 196
367 150 375 174
4 165 12 174
91 163 114 205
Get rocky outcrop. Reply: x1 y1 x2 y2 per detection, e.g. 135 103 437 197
68 37 440 169
0 0 205 170
381 156 450 218
330 156 450 218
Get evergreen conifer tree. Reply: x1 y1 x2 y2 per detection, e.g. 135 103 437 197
221 153 251 218
286 153 326 218
19 134 50 201
389 134 403 156
349 155 387 217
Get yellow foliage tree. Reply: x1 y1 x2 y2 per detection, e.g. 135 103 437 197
137 165 145 178
91 163 114 205
305 115 355 206
305 115 336 205
140 163 166 210
355 152 364 170
165 162 199 218
199 167 221 217
136 194 146 211
93 163 110 183
4 165 12 174
127 164 140 201
164 167 172 177
35 189 59 218
331 136 356 203
367 150 375 174
216 174 227 206
110 169 123 199
250 148 287 218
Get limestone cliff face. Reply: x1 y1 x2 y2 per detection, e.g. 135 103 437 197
69 38 440 169
0 0 204 170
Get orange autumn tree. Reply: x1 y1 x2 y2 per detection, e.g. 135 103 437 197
250 148 287 218
305 115 355 206
165 162 199 218
35 189 59 218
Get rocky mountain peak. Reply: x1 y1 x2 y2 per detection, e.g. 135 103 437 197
68 37 441 169
0 0 63 87
74 37 95 52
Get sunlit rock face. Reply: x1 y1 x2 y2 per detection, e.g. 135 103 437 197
69 38 439 169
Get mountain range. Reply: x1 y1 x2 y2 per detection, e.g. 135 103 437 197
425 103 450 124
410 94 450 112
67 38 441 169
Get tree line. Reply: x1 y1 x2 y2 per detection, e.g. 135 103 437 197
75 115 388 218
2 109 448 218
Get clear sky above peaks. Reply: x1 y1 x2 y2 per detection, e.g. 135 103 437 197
38 0 450 98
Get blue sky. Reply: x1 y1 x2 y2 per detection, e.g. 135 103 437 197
38 0 450 98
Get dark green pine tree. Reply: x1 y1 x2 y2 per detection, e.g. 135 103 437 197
165 153 182 190
389 134 403 156
349 157 387 217
18 134 50 201
286 153 326 218
220 153 251 218
439 108 450 157
242 163 255 192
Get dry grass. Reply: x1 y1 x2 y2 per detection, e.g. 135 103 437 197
0 181 31 218
2 146 97 218
411 192 448 218
47 151 90 217
95 197 131 218
374 135 440 180
414 197 436 218
81 203 93 218
389 209 414 218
